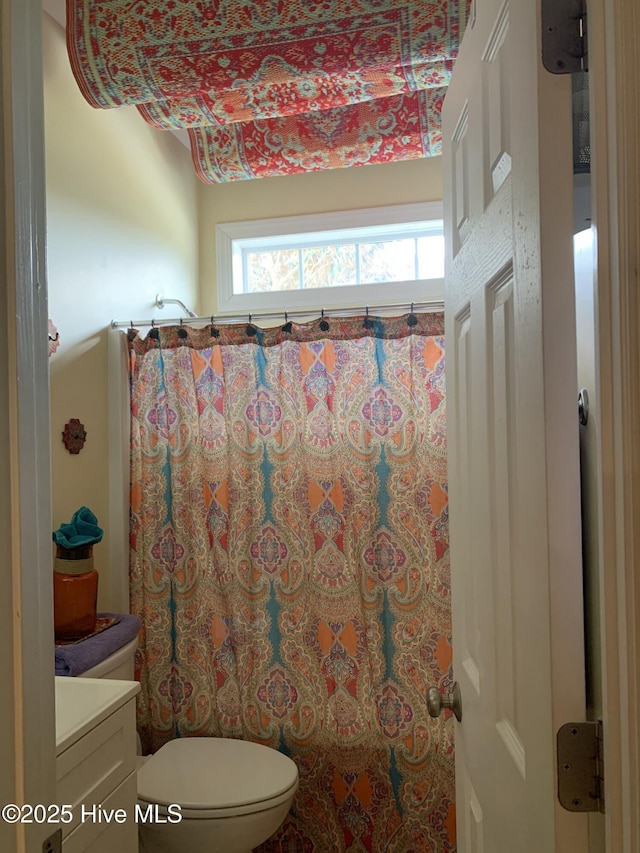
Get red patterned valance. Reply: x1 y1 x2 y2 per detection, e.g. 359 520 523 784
66 0 469 182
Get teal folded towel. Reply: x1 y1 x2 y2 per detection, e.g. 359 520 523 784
52 506 104 549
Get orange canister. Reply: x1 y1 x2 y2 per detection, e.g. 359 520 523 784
53 545 98 641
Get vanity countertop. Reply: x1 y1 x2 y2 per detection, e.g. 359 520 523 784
55 676 140 755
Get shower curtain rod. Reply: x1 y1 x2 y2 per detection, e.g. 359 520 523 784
111 299 445 330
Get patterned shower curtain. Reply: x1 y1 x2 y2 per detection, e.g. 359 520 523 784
128 313 454 852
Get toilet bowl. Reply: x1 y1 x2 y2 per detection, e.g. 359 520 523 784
89 638 298 852
137 737 299 853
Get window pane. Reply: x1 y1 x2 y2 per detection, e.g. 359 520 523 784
417 235 445 279
245 249 300 293
302 245 357 289
359 239 416 284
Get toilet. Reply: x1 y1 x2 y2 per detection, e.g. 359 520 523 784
86 637 299 852
137 737 299 853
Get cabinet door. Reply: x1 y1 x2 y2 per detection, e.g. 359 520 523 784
62 773 139 853
57 701 137 840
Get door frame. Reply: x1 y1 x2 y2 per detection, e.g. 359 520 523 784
588 0 640 849
2 1 57 851
4 0 638 851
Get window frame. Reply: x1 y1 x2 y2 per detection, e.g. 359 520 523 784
215 201 445 316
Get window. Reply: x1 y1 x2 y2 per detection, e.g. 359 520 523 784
215 202 445 316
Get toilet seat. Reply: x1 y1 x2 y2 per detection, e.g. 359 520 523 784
137 737 299 820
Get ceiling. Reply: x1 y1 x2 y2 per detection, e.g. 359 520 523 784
41 0 190 149
42 1 464 181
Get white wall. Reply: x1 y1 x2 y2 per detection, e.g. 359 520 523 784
198 156 443 315
44 12 199 609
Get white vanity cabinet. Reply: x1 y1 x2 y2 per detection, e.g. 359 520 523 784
55 677 141 853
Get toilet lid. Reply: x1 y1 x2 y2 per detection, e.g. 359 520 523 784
137 737 299 811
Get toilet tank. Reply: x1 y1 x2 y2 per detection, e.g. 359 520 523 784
80 636 138 680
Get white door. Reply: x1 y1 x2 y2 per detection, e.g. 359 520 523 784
443 1 589 850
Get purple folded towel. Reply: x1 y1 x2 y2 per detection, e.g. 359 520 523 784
55 612 141 677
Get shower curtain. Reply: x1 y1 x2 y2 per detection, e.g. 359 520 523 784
128 313 454 852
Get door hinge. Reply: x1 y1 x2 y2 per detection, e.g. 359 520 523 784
542 0 588 74
557 719 604 813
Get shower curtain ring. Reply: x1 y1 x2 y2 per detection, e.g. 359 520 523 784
246 314 258 337
149 318 160 340
281 310 293 334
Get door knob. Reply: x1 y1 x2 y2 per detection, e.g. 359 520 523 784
427 682 462 722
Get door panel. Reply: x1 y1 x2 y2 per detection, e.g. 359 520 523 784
443 1 589 850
